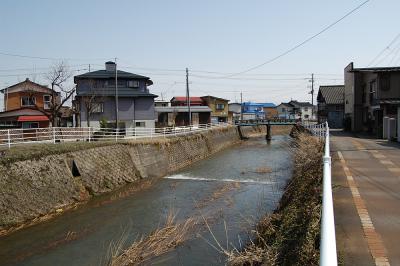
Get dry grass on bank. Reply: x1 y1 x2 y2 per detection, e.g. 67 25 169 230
227 132 324 266
109 212 197 266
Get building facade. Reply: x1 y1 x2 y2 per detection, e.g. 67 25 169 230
344 62 400 137
277 101 315 120
289 100 315 120
242 102 265 120
74 61 157 129
155 106 211 126
228 102 241 123
0 78 60 128
277 103 295 119
201 96 229 123
261 103 277 119
317 85 345 128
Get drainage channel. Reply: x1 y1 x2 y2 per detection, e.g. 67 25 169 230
0 135 293 266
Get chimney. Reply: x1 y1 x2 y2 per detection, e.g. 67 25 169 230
105 61 116 72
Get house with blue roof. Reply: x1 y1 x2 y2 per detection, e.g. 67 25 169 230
242 102 265 120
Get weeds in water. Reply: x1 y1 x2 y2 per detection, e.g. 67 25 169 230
109 211 197 266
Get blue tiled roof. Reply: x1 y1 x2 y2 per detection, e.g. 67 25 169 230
242 102 276 107
260 102 276 108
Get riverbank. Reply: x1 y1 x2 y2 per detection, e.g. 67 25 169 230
0 125 292 236
0 129 294 266
229 130 323 265
0 126 249 236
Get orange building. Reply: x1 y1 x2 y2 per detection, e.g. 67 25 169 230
0 79 60 128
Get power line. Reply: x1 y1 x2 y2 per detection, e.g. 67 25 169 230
372 41 400 66
0 64 88 72
220 0 370 78
367 33 400 66
190 69 342 76
190 74 308 81
0 51 112 62
0 68 88 77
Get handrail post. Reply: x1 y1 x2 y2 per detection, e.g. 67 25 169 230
320 122 337 266
88 127 91 142
53 127 56 144
7 129 11 148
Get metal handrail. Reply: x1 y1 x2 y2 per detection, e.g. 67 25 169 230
303 122 337 266
0 122 232 148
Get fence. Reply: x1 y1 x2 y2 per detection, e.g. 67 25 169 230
0 123 230 148
304 122 337 266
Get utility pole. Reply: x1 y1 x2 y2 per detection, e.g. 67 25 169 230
311 73 314 119
311 73 314 106
186 68 191 125
240 91 243 121
115 58 119 129
88 64 91 72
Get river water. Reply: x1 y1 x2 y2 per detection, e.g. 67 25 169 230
0 135 293 266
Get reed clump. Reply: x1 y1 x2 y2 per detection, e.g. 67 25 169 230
110 212 197 266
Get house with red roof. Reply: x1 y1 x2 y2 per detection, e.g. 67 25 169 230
170 96 204 106
155 96 211 126
0 78 61 128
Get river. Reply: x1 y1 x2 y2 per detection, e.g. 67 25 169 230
0 134 293 266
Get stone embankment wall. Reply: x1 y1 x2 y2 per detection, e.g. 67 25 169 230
0 126 241 233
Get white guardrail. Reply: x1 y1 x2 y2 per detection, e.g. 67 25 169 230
304 122 337 266
0 123 230 148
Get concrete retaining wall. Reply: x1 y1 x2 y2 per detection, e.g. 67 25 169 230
0 126 241 232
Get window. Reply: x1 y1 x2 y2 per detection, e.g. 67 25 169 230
362 84 366 104
282 108 286 112
43 95 51 109
135 121 145 127
91 103 104 113
128 80 140 88
105 80 116 87
380 74 390 91
304 115 309 119
22 122 39 129
304 107 308 111
369 80 377 104
118 80 126 87
216 103 225 110
21 96 36 106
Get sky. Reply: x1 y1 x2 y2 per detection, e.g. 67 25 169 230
0 0 400 109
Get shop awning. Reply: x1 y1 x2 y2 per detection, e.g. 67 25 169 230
17 115 49 122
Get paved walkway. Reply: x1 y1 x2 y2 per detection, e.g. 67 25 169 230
331 130 400 266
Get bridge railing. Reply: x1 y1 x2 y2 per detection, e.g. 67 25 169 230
304 122 337 266
234 118 298 125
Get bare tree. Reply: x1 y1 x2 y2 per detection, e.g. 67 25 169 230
80 79 106 127
45 61 76 126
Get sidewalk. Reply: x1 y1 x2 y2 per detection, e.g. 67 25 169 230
331 130 400 266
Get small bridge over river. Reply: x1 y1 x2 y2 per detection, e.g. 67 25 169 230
235 119 298 141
